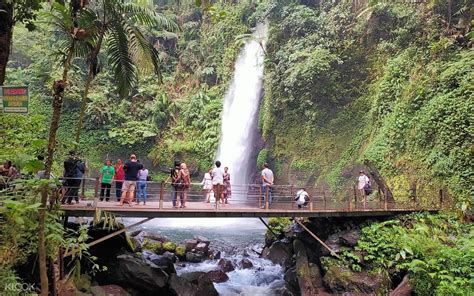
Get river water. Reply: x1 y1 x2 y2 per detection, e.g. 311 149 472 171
126 218 285 296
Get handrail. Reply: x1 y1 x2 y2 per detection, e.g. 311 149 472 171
0 176 447 212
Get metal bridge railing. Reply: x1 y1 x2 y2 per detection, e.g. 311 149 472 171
1 177 446 212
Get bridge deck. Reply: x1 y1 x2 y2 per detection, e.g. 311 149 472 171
61 201 437 218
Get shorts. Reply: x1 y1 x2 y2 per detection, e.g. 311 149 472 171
122 180 136 193
213 184 223 194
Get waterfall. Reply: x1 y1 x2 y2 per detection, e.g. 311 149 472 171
216 23 267 189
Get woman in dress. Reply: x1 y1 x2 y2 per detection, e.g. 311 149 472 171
179 163 190 208
201 168 213 203
223 167 232 204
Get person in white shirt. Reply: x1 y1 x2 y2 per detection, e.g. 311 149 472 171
201 168 213 203
261 163 274 207
357 171 370 208
211 161 225 205
295 188 309 209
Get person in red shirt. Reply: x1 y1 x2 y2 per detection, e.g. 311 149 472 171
114 159 125 202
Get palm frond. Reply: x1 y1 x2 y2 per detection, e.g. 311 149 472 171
106 18 137 98
125 22 162 82
118 2 179 32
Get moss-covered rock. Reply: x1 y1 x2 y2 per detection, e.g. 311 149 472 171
176 245 186 257
323 266 389 294
142 239 163 253
163 241 177 252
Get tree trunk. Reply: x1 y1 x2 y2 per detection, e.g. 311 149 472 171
364 160 395 203
75 25 106 144
39 41 75 296
0 2 13 85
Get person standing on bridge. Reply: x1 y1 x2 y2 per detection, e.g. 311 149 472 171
261 163 274 208
211 161 225 206
170 160 181 208
223 167 232 204
136 165 149 205
201 168 213 203
99 159 115 202
179 163 190 208
358 171 371 209
114 159 125 202
119 154 143 206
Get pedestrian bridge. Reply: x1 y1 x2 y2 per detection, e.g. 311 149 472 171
59 178 444 218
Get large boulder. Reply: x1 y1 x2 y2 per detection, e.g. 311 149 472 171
162 251 178 263
169 274 218 296
202 270 229 283
218 258 235 272
194 242 209 254
180 272 206 284
148 254 176 275
101 254 169 294
142 239 163 254
186 252 206 263
194 236 210 245
169 274 196 296
293 239 323 296
284 267 299 294
340 229 361 247
185 239 198 252
322 229 361 256
163 241 177 252
262 240 293 267
389 275 413 296
90 285 130 296
240 258 253 269
323 266 389 294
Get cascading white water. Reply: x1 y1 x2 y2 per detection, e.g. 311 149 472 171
216 23 267 188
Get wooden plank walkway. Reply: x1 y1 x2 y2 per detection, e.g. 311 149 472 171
60 201 437 218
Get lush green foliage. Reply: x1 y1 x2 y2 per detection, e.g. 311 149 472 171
353 213 473 295
259 0 473 212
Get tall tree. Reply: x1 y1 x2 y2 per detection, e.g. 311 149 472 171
0 0 41 85
74 0 178 143
38 2 90 294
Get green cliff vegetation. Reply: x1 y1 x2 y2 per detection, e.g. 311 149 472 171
260 0 473 213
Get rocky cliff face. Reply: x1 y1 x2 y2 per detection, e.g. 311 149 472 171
262 217 409 295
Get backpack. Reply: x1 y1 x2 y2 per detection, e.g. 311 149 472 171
364 182 372 195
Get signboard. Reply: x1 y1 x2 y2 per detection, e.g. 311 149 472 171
1 86 29 113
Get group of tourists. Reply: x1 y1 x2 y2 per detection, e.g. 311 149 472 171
55 151 372 209
170 160 232 208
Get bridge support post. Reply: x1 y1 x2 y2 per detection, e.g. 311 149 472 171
259 186 262 209
159 182 164 209
93 177 99 208
309 195 313 211
384 188 388 211
348 191 352 211
323 190 326 210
